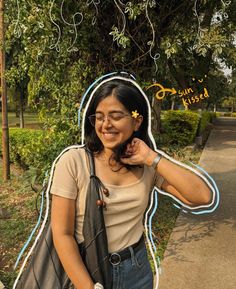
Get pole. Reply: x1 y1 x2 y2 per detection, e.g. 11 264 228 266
0 0 10 180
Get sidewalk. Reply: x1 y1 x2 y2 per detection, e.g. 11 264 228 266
159 117 236 289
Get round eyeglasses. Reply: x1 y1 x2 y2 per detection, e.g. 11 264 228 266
88 112 130 127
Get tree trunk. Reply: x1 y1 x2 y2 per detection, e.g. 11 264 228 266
151 97 162 134
19 85 24 128
0 0 10 180
171 99 175 110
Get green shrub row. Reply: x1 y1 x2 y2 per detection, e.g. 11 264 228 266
161 110 216 146
198 111 216 135
162 110 200 146
216 112 236 117
0 110 216 176
0 128 79 180
210 112 217 120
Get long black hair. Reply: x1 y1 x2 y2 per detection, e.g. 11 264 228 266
84 79 154 169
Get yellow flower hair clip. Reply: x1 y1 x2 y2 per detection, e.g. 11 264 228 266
131 110 140 118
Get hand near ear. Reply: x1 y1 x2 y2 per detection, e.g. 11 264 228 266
121 138 157 166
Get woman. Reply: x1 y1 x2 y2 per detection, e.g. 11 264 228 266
50 77 212 289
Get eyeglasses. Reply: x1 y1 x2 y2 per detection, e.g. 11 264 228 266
88 112 130 127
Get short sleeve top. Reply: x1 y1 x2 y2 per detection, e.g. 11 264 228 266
50 147 164 253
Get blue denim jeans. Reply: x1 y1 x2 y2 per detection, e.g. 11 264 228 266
111 242 153 289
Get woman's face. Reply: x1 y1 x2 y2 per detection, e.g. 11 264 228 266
94 95 143 152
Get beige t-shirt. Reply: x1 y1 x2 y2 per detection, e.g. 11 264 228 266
50 147 164 253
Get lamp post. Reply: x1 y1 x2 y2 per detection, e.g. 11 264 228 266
0 0 10 180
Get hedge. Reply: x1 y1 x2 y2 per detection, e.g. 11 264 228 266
216 112 236 117
210 112 217 121
1 109 216 175
162 110 200 146
0 128 78 179
198 111 216 135
0 128 42 162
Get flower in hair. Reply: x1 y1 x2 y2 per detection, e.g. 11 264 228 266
131 110 140 118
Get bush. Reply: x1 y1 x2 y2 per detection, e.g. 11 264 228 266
209 112 217 121
0 128 42 162
198 111 212 135
223 112 232 117
0 128 80 180
215 111 236 117
162 110 200 146
216 112 222 117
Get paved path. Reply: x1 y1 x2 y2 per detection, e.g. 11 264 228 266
159 117 236 289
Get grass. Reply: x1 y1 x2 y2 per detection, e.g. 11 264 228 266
0 112 42 129
0 145 203 288
0 162 40 288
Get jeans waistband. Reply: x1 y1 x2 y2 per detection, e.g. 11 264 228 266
109 235 144 266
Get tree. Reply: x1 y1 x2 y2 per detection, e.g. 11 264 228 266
4 0 236 134
221 68 236 112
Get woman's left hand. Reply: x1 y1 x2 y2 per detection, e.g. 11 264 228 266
120 138 157 166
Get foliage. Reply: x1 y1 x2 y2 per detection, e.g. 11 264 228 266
198 111 213 134
109 26 131 49
216 112 236 117
5 0 105 134
159 0 235 109
210 112 217 121
0 128 79 180
220 69 236 111
206 69 231 110
3 0 235 152
5 0 235 128
221 111 235 117
163 110 200 146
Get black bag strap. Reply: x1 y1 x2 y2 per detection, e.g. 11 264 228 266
85 147 108 198
85 147 96 175
81 147 112 289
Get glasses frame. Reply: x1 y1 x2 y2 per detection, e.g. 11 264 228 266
88 112 131 127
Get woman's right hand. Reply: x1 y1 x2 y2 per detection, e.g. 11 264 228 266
121 138 157 166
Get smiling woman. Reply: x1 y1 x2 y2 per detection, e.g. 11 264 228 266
14 74 217 289
47 76 216 289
